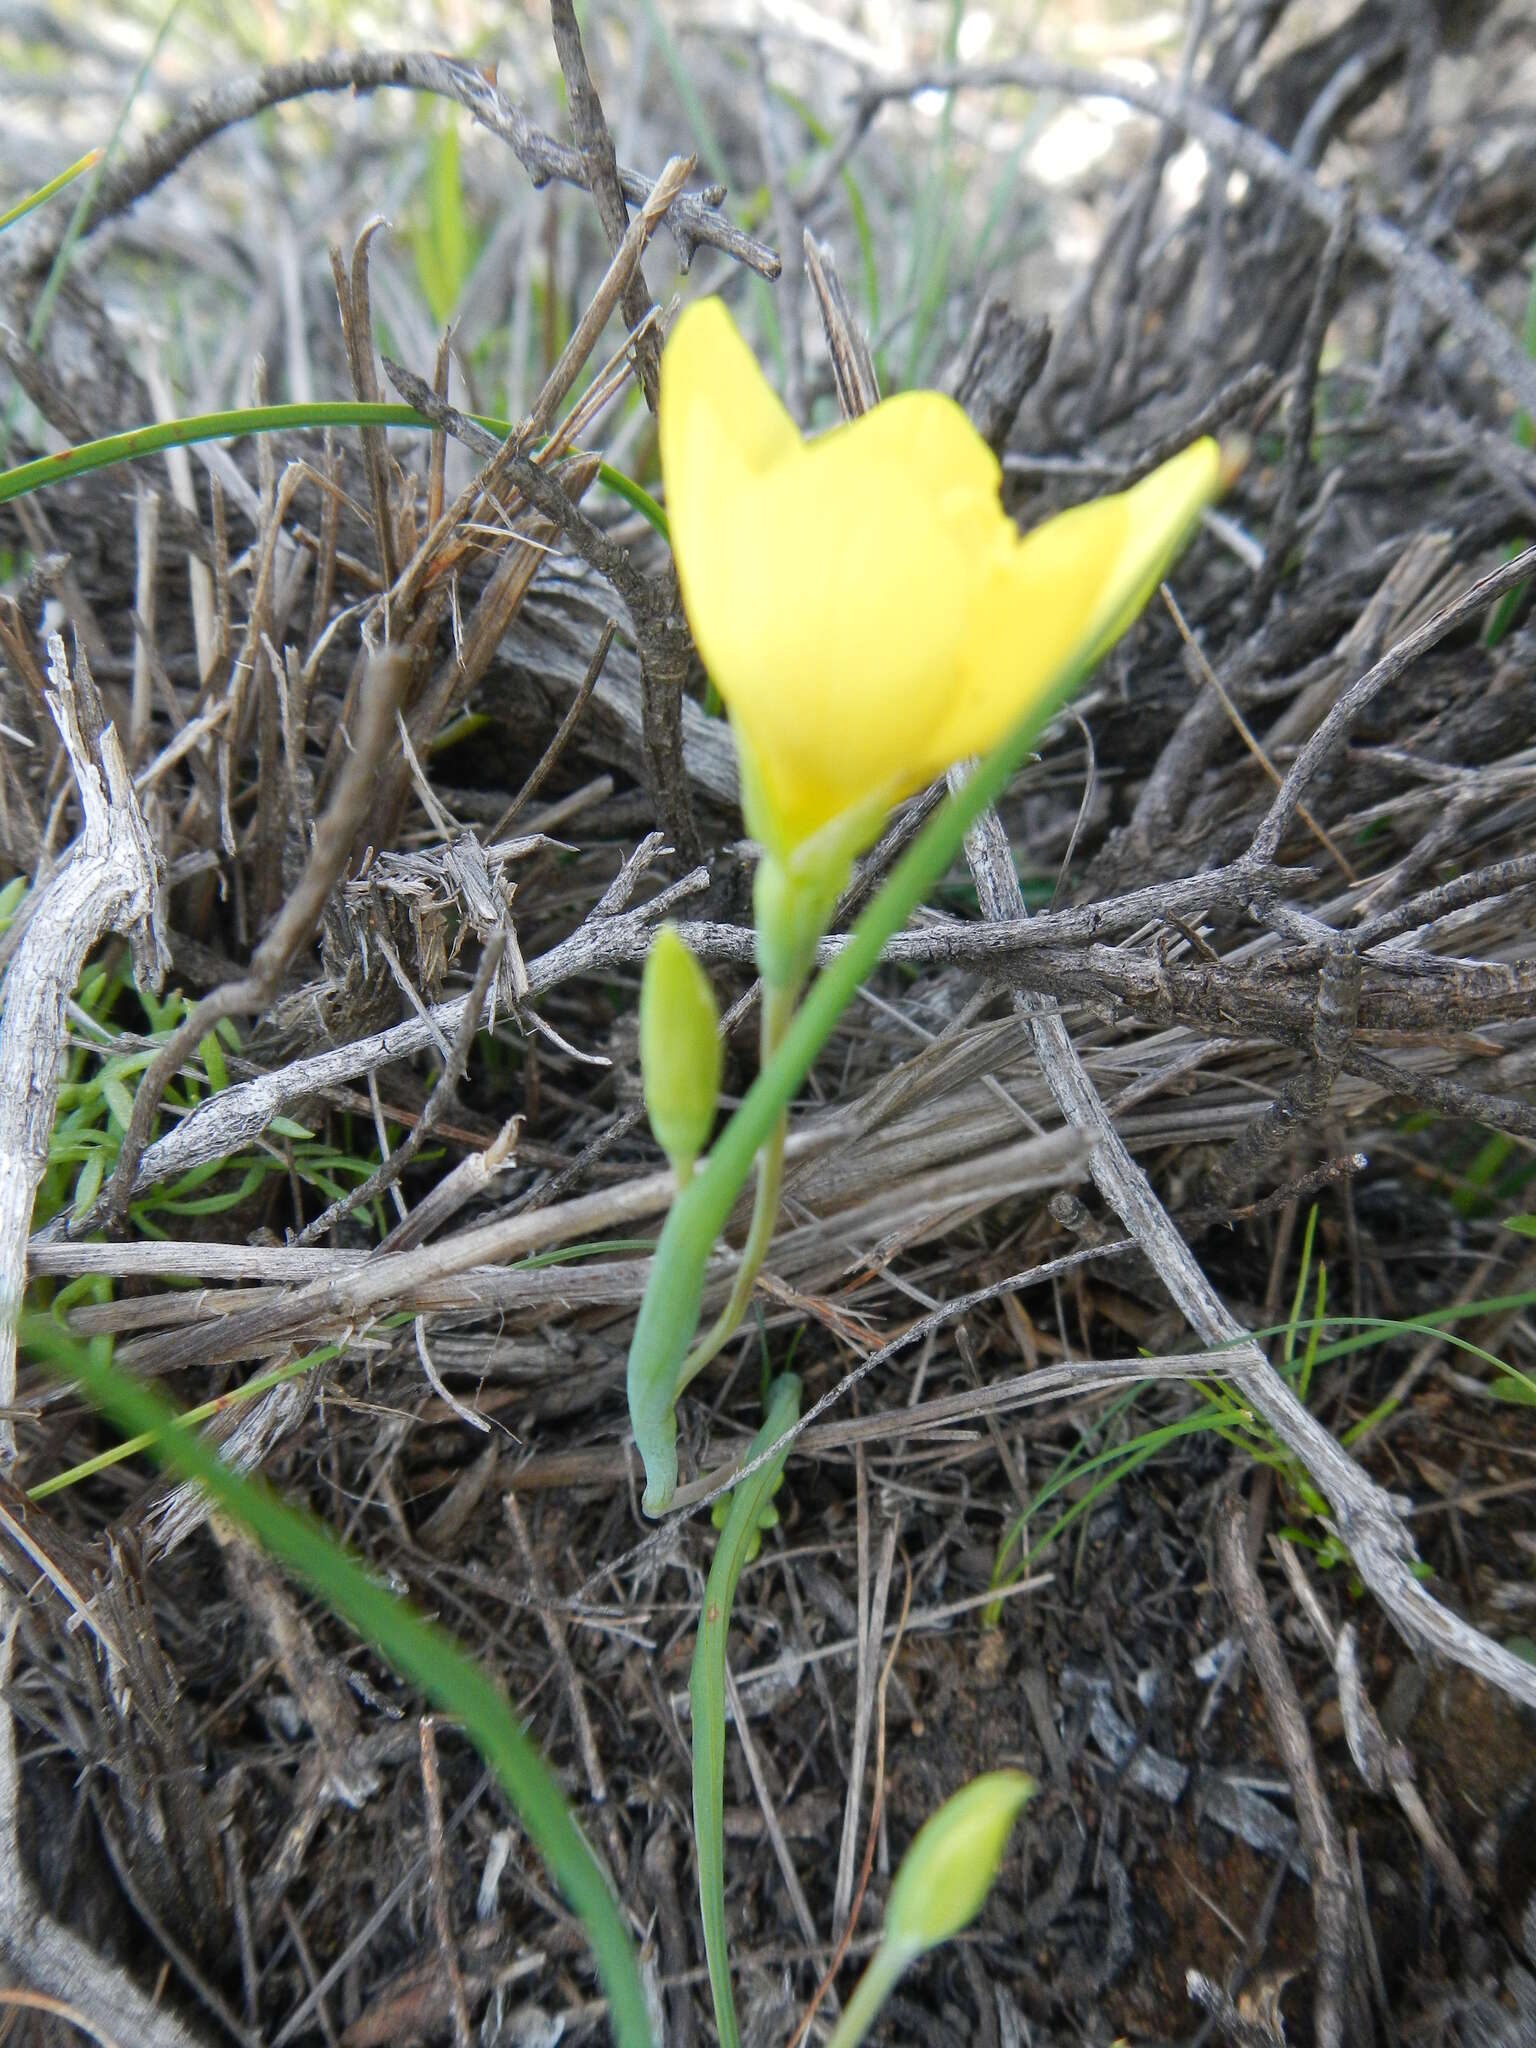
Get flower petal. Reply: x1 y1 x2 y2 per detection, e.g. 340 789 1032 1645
659 298 1222 858
924 437 1222 769
706 398 995 847
659 300 800 643
1080 436 1224 664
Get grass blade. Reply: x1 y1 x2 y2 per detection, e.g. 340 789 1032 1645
23 1320 656 2048
0 403 668 536
0 151 104 237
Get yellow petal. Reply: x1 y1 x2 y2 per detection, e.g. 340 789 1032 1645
923 436 1222 770
1083 436 1224 663
659 299 800 677
687 393 1006 850
658 298 1222 858
660 297 801 481
856 388 1005 557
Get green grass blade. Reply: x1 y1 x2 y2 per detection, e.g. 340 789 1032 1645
1282 1203 1319 1372
23 1321 656 2048
24 1347 333 1499
411 114 474 324
0 151 104 237
1297 1260 1327 1406
0 403 668 538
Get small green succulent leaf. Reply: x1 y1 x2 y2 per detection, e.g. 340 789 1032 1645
709 1464 784 1565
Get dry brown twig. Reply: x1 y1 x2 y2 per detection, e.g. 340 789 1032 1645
950 697 1536 1715
382 340 704 863
805 245 1536 1716
6 17 1536 2039
855 57 1536 423
549 0 665 414
1272 1535 1478 1931
0 637 167 1458
63 521 1536 1230
0 1615 218 2048
61 855 1256 1211
418 1717 474 2048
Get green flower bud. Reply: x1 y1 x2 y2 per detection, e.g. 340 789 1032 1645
640 925 723 1179
883 1770 1034 1958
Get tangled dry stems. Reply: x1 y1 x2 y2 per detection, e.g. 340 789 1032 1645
3 5 1536 2043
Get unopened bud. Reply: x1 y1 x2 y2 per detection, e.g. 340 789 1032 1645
640 925 722 1179
883 1770 1034 1958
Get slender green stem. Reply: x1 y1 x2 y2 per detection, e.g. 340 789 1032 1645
0 403 669 537
677 981 795 1389
691 1374 802 2048
824 1942 910 2048
626 662 1093 1515
679 1116 783 1387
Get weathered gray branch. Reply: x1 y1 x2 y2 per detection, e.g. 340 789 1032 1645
949 773 1536 1712
7 51 778 287
0 647 205 2047
0 637 167 1466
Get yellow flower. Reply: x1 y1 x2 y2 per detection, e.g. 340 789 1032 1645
659 297 1220 869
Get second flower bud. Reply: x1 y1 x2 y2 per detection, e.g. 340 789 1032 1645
640 924 723 1184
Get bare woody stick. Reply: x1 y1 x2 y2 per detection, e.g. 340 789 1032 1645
1216 1501 1368 2048
8 51 779 288
523 153 692 443
0 638 167 1467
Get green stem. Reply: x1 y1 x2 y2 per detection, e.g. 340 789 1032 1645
691 1374 802 2048
824 1941 911 2048
0 403 668 536
676 981 794 1389
626 661 1093 1516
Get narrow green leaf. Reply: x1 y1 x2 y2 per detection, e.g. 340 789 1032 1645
0 150 104 236
0 404 668 538
22 1321 655 2048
